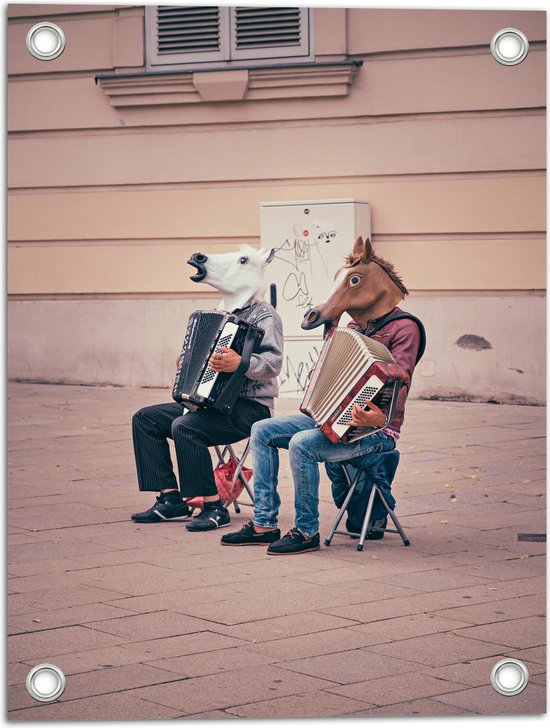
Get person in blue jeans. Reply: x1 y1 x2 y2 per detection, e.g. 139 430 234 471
221 405 395 554
221 306 422 555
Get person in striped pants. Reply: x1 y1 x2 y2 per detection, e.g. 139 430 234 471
131 298 283 532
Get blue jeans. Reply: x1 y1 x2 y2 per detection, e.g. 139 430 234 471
250 413 396 537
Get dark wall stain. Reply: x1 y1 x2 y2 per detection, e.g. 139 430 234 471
455 334 492 351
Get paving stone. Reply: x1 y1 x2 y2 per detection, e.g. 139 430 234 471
509 645 546 664
186 709 240 719
174 580 422 626
8 584 129 616
453 615 545 650
59 663 177 701
246 626 397 661
146 646 276 678
67 562 195 597
422 654 545 687
285 558 444 585
8 625 126 662
8 692 183 721
7 384 546 721
213 611 359 643
432 593 545 626
337 573 544 620
28 643 164 676
346 697 477 716
7 537 126 565
276 649 419 684
8 662 177 712
7 662 33 687
420 545 533 566
530 672 546 687
449 554 546 581
438 505 545 531
365 633 510 667
326 671 468 705
227 689 375 718
128 664 337 713
103 589 217 615
350 612 470 643
9 572 92 595
139 549 337 585
8 557 91 578
87 610 216 640
128 631 246 659
433 682 546 715
362 567 493 593
8 603 135 635
7 532 43 545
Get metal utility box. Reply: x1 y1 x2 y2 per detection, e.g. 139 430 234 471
260 199 371 397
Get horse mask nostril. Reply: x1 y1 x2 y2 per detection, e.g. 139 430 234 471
308 310 319 323
194 253 207 263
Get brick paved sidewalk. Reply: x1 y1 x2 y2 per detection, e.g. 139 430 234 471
7 383 546 719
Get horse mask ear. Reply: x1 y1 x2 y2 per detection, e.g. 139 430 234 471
352 236 375 263
259 247 276 266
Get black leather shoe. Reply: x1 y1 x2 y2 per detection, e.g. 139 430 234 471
221 521 280 546
267 528 320 555
367 516 387 540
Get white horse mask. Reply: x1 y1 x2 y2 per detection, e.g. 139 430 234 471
188 245 276 312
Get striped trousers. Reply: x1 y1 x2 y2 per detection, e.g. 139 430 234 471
132 399 271 498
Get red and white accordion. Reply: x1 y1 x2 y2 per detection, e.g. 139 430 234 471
300 327 408 444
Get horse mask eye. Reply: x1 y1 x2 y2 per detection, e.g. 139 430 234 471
239 257 249 265
349 274 361 286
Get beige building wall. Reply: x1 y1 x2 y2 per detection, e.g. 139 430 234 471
7 4 546 403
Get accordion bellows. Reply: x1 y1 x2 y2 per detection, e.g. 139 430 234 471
300 327 408 443
172 310 264 414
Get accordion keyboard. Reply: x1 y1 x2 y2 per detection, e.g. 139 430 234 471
196 322 239 398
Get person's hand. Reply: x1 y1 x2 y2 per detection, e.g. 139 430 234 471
208 346 242 373
350 401 386 428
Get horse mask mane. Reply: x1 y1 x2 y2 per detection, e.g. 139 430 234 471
345 238 409 298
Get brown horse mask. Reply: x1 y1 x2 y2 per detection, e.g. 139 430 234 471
301 237 408 331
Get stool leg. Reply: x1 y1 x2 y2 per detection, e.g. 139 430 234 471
225 444 243 511
213 445 225 467
375 487 410 546
325 477 358 546
227 442 254 510
358 485 377 551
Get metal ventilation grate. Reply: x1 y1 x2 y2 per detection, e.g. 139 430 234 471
156 6 221 55
234 7 302 49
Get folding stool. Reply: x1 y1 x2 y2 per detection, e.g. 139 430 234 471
324 450 410 552
213 439 254 513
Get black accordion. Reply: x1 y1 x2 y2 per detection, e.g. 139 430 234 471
172 310 264 414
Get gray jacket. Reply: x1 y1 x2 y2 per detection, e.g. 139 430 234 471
233 299 284 410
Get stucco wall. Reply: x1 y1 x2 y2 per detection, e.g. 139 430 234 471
7 5 546 403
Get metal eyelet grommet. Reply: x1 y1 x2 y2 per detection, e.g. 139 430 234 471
26 664 66 703
26 22 66 61
490 28 529 66
490 658 529 696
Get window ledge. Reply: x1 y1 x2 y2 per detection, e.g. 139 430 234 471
96 61 362 107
